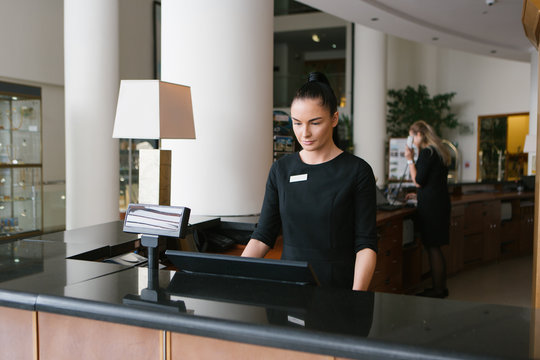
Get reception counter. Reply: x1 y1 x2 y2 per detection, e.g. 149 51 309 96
0 219 536 359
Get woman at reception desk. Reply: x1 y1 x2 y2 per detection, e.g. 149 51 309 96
241 72 377 291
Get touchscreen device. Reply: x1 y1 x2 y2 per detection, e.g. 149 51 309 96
166 250 319 285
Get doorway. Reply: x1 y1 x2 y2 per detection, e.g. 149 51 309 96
477 112 529 182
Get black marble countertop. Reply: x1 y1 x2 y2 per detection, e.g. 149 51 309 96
0 220 534 360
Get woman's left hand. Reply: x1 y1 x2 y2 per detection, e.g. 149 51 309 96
405 145 414 160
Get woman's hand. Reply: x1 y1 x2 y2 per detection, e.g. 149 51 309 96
404 145 414 160
405 192 417 200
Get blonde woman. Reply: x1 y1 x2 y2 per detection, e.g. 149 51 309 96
405 120 451 298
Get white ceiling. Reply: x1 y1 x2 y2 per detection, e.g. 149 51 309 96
298 0 534 62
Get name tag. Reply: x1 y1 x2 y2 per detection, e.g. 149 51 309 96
290 174 308 183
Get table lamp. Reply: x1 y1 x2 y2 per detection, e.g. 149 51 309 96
113 80 195 206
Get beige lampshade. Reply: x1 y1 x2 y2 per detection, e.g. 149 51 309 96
112 80 195 140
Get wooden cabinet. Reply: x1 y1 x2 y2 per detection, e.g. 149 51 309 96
483 200 501 262
447 197 533 274
462 202 484 267
519 201 534 254
391 193 533 293
448 205 464 274
500 200 521 258
370 218 403 293
170 332 333 360
0 306 35 360
461 200 501 268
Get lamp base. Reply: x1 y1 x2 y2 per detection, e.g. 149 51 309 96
138 149 171 205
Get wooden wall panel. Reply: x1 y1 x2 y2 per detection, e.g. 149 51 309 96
0 306 36 360
522 0 540 49
38 312 161 360
170 332 333 360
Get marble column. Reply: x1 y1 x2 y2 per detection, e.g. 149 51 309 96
353 24 387 186
160 0 273 216
64 0 119 229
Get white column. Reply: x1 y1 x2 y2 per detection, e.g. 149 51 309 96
353 24 387 186
161 0 273 216
64 0 119 229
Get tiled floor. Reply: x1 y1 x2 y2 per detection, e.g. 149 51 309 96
444 254 533 308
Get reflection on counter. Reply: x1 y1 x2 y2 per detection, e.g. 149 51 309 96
167 271 374 337
0 240 43 282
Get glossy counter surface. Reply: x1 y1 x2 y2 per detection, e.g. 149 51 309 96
0 221 535 359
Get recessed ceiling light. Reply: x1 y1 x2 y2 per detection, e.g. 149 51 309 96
312 34 320 43
371 17 379 21
490 50 497 54
432 37 439 41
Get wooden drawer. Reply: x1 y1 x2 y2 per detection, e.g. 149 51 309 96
372 246 402 288
451 204 465 217
464 202 483 235
370 272 402 293
463 233 483 266
377 219 401 238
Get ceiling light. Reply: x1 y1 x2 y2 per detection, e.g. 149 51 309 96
490 50 497 54
371 17 379 21
332 44 337 49
432 37 439 41
312 34 320 43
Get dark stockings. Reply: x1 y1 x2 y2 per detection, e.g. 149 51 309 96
425 245 447 292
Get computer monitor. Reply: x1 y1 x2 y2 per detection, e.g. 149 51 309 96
165 250 319 286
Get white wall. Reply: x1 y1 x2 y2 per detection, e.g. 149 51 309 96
387 36 530 182
0 0 64 86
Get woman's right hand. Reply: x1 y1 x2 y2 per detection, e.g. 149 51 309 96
405 192 417 200
404 145 414 160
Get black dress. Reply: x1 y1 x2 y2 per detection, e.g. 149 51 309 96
415 147 451 247
251 152 377 289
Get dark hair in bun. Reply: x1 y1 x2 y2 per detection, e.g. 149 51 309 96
292 72 338 115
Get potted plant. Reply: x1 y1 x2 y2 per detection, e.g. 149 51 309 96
386 85 460 137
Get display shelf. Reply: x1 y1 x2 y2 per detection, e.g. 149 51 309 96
118 139 157 212
0 81 43 240
272 110 297 162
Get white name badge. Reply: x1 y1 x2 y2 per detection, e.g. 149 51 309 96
290 174 308 183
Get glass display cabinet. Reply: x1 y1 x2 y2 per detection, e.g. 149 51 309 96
118 139 157 213
0 81 42 239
